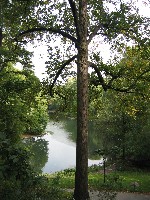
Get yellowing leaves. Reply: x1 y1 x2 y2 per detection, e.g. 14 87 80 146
126 61 133 67
126 106 139 117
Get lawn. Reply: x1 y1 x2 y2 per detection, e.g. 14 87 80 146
46 167 150 193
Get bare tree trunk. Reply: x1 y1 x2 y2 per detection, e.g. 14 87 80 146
74 0 89 199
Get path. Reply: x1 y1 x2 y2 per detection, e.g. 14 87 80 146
89 191 150 200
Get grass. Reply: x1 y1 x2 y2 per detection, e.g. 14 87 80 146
46 166 150 193
89 171 150 193
117 171 150 193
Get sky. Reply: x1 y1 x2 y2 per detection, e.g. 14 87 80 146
15 0 150 81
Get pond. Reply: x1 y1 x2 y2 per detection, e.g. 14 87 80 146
25 119 103 173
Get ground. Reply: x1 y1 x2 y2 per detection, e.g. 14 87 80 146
89 191 150 200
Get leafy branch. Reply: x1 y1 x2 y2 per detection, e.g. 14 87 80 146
89 61 107 91
49 55 77 96
88 24 104 44
68 0 80 41
89 61 149 94
16 27 77 44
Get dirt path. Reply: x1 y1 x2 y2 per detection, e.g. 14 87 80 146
117 192 150 200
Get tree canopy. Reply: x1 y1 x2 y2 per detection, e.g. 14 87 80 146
1 0 149 85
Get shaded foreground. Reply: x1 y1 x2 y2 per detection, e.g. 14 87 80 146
46 166 150 200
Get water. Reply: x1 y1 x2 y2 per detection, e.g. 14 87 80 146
27 120 103 173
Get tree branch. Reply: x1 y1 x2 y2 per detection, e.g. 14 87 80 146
16 27 77 44
55 90 66 100
88 61 147 93
89 61 107 91
109 86 135 93
68 0 80 41
50 55 77 96
0 65 5 73
108 68 150 92
87 24 103 44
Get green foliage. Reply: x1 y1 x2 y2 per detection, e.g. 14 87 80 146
0 65 49 199
0 139 36 200
1 0 149 198
88 45 150 166
25 95 48 135
0 139 71 200
46 168 150 193
92 90 150 166
0 64 48 139
0 139 33 181
104 173 123 190
47 170 75 190
48 78 77 118
1 0 148 95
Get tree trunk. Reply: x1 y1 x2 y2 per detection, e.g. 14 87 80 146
74 0 89 199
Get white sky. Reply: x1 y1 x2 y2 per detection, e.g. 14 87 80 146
16 1 150 80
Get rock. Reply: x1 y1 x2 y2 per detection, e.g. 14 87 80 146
130 181 140 190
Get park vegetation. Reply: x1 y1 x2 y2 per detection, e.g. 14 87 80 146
0 0 149 199
0 64 50 199
49 45 150 168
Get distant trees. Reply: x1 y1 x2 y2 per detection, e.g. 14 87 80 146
48 78 77 117
94 90 150 167
91 45 150 166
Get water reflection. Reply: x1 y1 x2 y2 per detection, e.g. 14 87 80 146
42 121 102 173
25 120 103 173
42 133 76 173
61 118 103 159
24 137 49 173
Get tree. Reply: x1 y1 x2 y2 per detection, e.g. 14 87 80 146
25 94 48 135
47 78 77 117
74 1 89 198
1 0 149 199
0 63 50 199
0 64 48 141
93 90 150 167
88 45 150 167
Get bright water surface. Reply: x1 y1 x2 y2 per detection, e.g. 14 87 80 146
27 120 103 173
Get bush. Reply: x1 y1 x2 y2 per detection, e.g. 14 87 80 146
0 139 72 200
